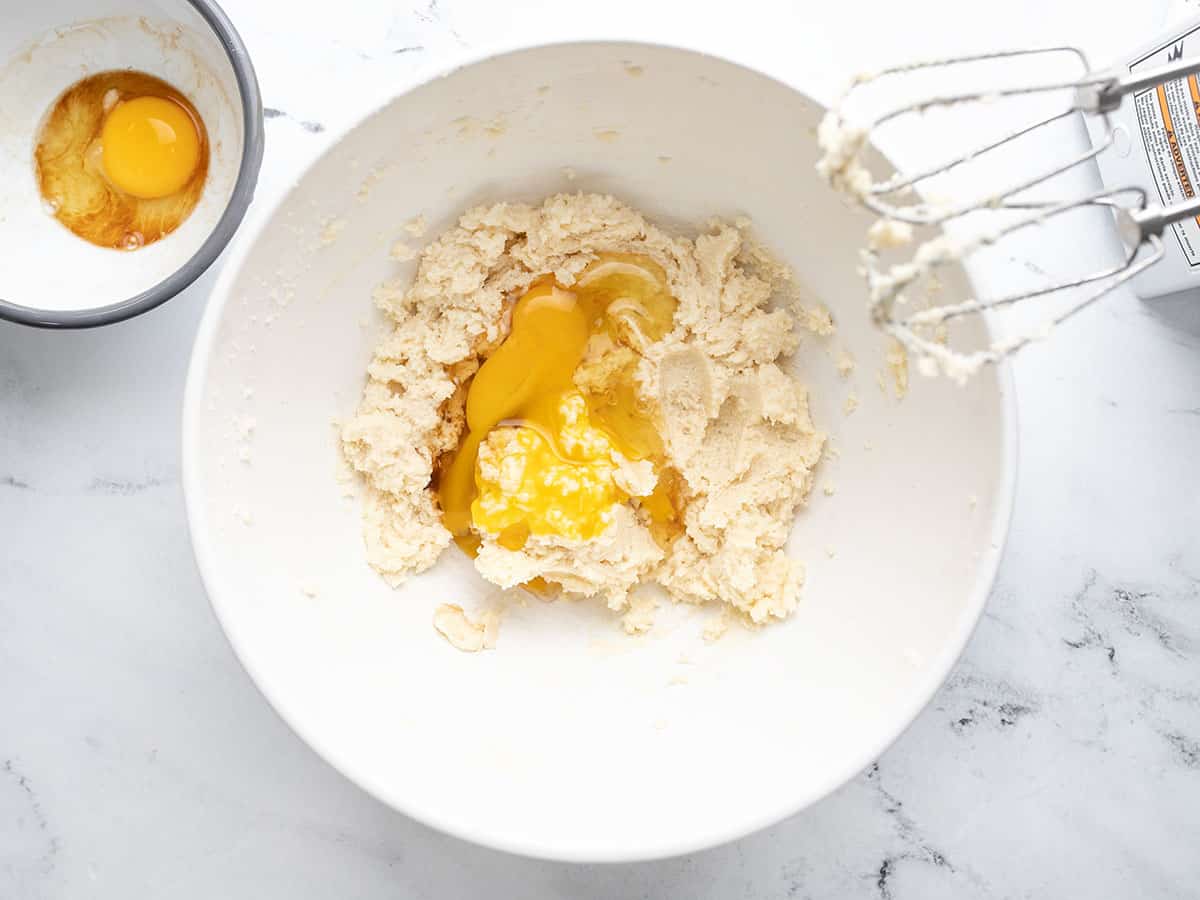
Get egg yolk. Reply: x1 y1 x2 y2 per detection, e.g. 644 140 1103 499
436 254 683 553
100 96 201 200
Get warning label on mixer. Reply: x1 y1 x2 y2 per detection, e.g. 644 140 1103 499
1131 25 1200 266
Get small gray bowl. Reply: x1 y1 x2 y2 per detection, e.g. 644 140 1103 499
0 0 264 328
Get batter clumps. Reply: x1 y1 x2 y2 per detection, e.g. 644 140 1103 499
341 193 824 631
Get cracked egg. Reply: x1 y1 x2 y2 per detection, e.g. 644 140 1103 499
35 70 210 251
0 8 262 326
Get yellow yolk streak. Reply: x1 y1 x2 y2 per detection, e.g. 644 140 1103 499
436 254 679 552
437 279 588 546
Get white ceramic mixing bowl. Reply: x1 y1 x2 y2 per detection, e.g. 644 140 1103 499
182 41 1016 862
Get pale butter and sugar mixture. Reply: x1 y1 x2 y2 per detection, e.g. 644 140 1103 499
340 193 824 633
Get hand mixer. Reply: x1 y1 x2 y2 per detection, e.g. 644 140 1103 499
817 42 1200 379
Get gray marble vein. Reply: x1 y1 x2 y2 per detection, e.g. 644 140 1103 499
262 107 326 133
85 476 172 496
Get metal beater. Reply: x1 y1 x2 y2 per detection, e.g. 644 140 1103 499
818 47 1200 378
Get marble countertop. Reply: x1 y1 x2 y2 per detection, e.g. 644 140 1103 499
3 0 1199 896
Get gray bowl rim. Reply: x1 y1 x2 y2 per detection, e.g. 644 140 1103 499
0 0 265 329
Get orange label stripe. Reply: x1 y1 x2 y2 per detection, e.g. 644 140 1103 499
1159 81 1200 227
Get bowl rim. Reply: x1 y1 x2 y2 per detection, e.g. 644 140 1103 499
0 0 265 329
181 38 1019 863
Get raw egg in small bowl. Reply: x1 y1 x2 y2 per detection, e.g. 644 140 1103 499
0 1 263 327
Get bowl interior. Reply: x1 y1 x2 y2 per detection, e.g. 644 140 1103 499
0 0 247 317
184 42 1013 861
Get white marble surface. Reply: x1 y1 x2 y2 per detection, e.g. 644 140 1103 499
3 0 1200 896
